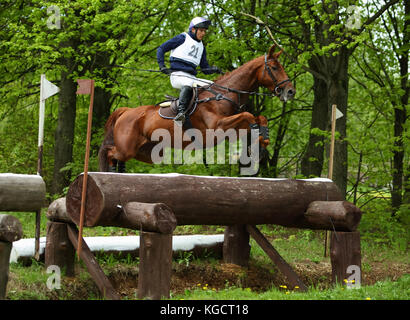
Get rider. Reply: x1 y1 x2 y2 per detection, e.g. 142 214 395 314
157 16 222 126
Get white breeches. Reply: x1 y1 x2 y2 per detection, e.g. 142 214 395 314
170 71 213 89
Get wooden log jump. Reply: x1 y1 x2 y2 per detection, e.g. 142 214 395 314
0 173 46 212
53 173 363 299
0 214 23 299
66 173 361 231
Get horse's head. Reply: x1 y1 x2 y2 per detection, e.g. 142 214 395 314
257 45 295 102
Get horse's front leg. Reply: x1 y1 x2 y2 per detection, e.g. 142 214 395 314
215 112 270 149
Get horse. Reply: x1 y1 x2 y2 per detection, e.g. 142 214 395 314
98 44 295 173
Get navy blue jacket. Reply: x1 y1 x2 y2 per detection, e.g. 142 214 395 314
157 31 213 76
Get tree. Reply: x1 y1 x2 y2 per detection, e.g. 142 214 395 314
351 0 409 214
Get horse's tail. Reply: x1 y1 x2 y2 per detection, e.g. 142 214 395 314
98 107 129 172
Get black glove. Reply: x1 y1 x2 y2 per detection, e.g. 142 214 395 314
160 66 173 75
209 66 223 74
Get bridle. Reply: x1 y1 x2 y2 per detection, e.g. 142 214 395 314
263 54 291 96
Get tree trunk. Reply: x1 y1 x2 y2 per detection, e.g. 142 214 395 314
270 101 291 177
65 173 357 230
392 1 409 214
301 75 329 178
51 68 77 195
328 48 350 197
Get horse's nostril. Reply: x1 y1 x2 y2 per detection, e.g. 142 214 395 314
287 89 295 97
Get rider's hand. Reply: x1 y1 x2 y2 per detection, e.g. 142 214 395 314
160 66 173 75
210 66 223 74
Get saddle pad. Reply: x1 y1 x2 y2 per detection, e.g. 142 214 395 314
158 93 197 120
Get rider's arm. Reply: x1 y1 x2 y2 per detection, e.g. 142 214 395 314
157 33 186 68
199 47 213 74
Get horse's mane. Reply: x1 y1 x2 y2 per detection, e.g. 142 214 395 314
213 55 264 85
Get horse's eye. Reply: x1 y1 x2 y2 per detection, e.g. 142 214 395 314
271 66 278 71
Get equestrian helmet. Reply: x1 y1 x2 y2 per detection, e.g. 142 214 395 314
189 17 211 30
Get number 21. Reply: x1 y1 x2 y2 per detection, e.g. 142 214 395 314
188 45 199 59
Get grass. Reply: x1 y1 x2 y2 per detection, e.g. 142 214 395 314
171 274 410 300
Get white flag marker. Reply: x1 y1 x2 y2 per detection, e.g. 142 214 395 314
38 74 59 151
335 108 344 120
41 74 60 101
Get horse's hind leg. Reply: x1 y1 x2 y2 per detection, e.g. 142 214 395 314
109 159 118 172
118 161 126 173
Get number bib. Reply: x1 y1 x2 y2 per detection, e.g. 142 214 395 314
170 32 204 66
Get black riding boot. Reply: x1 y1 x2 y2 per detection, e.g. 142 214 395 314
174 86 193 126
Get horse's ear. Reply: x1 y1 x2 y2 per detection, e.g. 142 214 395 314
273 49 283 60
268 45 277 58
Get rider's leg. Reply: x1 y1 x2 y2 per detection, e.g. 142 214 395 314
174 85 193 126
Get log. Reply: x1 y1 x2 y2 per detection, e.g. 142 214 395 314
330 231 361 285
47 198 176 233
66 173 344 230
304 201 362 232
246 225 308 291
138 231 172 300
47 198 72 223
66 224 120 300
0 214 23 242
45 221 75 277
0 241 12 300
120 202 176 234
0 173 46 212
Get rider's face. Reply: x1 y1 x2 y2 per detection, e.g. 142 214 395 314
193 27 207 41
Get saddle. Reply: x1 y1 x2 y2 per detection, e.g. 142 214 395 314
157 91 197 120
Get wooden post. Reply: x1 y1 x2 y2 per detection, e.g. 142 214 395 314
0 241 12 300
138 231 172 300
246 225 308 291
330 231 361 285
45 221 75 277
66 224 120 300
223 225 250 267
0 214 22 300
76 79 95 258
325 104 340 257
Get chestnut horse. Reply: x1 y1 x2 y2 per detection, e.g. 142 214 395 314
98 45 295 172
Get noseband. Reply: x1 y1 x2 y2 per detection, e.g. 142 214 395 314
263 54 291 96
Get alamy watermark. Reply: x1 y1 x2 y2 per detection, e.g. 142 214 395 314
345 264 361 289
46 265 61 290
150 123 261 176
46 5 61 29
346 5 361 30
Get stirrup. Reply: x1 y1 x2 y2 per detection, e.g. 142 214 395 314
174 112 185 126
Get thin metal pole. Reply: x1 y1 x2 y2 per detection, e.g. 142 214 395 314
77 80 95 259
